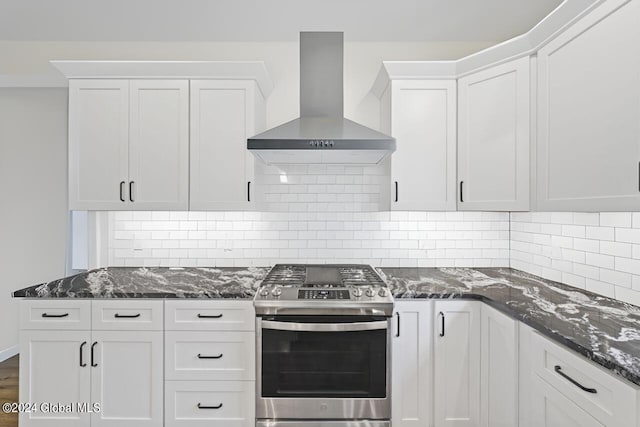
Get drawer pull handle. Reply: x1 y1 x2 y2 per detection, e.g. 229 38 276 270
554 365 597 394
197 403 223 409
197 353 223 359
114 313 141 318
42 313 69 318
197 313 223 319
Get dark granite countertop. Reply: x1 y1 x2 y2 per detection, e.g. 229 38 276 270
379 267 640 387
12 267 269 299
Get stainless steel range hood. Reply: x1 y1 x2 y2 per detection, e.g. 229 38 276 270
248 32 395 165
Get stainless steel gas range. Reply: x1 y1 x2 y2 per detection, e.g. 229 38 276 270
254 264 394 427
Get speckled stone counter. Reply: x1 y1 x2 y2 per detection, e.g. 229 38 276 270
12 267 269 299
379 267 640 387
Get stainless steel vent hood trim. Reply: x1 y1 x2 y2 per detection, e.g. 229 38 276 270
248 32 395 165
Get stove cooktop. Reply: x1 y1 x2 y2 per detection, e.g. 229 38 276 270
254 264 393 315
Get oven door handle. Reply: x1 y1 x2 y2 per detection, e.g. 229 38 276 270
261 320 388 332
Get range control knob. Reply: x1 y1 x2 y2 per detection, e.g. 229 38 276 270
352 288 363 298
366 287 376 298
378 288 388 297
260 288 270 297
271 287 282 297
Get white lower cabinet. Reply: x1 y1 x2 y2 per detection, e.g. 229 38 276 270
19 330 92 427
19 300 163 427
391 301 433 427
433 301 481 427
164 300 255 427
165 381 254 427
90 331 163 427
480 304 518 427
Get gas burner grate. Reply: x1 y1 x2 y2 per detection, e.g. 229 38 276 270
261 264 386 288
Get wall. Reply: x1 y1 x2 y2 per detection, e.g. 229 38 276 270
0 89 68 357
511 212 640 306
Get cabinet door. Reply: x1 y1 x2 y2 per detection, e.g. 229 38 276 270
19 330 91 427
537 0 640 211
531 375 604 427
68 80 129 210
190 80 263 210
388 80 457 211
90 331 163 427
458 57 530 211
391 301 433 427
434 301 481 427
480 304 518 427
128 80 189 210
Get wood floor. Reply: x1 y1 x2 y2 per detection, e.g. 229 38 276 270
0 356 18 427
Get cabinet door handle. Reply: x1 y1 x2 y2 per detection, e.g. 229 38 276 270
42 313 69 318
197 313 223 319
554 365 597 394
460 181 464 203
439 311 445 337
79 341 87 367
197 353 223 359
119 181 126 202
394 181 399 202
395 312 400 337
91 342 98 367
248 181 251 202
129 181 135 202
114 313 141 318
197 403 223 410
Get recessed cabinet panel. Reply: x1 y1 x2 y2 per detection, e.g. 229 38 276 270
19 330 92 427
537 0 640 211
69 80 129 210
128 80 189 210
383 80 457 211
458 57 530 211
190 80 263 210
434 301 481 427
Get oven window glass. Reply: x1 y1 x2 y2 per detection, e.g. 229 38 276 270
261 323 387 398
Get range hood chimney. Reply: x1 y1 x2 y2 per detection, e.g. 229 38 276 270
248 32 396 165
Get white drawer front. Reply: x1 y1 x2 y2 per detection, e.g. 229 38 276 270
92 300 163 330
165 381 254 427
531 331 638 427
165 300 254 331
165 331 255 381
20 300 91 330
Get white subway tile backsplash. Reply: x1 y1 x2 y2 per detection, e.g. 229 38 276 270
510 212 640 306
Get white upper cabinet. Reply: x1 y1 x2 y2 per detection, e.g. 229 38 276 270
380 80 457 211
190 80 265 211
69 80 129 210
128 80 189 210
69 79 189 210
536 0 640 211
458 57 530 211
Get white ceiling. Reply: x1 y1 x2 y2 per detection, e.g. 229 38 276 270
0 0 563 43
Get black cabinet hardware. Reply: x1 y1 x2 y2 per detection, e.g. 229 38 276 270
439 312 445 337
248 181 251 202
554 365 597 394
197 353 223 359
79 341 87 367
42 313 69 318
114 313 141 318
197 403 223 410
394 181 398 202
460 181 464 203
129 181 135 202
395 312 400 337
120 181 126 202
197 313 223 319
91 342 98 367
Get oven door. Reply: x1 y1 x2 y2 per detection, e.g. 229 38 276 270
256 316 391 420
